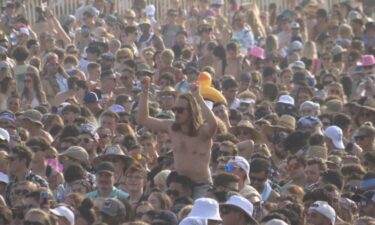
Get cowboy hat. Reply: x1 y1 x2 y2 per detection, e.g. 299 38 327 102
157 86 178 98
264 115 296 133
92 145 134 167
229 120 264 143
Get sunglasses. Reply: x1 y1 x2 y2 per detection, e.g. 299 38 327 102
79 137 93 144
225 164 241 172
24 221 45 225
354 135 369 141
166 189 179 197
14 189 29 195
172 107 187 114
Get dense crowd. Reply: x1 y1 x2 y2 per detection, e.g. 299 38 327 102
0 0 374 224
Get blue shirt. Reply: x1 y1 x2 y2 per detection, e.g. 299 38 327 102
85 187 129 200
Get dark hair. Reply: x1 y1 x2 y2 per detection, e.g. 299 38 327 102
320 169 344 190
25 191 41 202
271 208 299 225
214 172 240 187
26 39 39 50
59 124 80 140
171 93 203 137
303 188 332 206
261 212 290 224
124 25 137 35
10 145 33 168
64 164 86 183
333 113 351 130
166 172 194 193
250 158 270 173
76 198 96 224
26 137 50 152
309 134 325 146
221 77 238 90
12 46 29 62
62 104 81 115
262 82 279 101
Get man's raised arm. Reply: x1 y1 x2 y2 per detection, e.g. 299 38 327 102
190 83 218 138
136 77 170 133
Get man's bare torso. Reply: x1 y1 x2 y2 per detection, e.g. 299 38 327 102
167 123 212 183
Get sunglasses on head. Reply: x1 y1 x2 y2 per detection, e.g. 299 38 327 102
172 107 187 114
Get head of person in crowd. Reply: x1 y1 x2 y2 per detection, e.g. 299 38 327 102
166 172 194 202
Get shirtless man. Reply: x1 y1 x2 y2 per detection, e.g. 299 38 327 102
137 77 218 199
225 42 243 81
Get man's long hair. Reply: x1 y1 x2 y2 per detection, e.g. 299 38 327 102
172 93 203 137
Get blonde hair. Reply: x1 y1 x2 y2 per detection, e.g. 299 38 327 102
265 35 279 53
246 4 266 38
161 49 174 65
116 48 134 62
302 41 318 59
0 151 8 170
339 24 353 38
178 204 193 220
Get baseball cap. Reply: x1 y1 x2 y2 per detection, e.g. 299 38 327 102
108 104 126 113
291 41 303 51
187 198 222 221
152 210 178 225
278 95 295 105
18 28 30 36
221 195 257 224
0 172 9 184
83 92 99 104
226 156 250 184
0 111 15 123
0 128 9 142
100 198 126 218
297 116 321 130
59 146 90 168
96 161 115 175
289 60 305 70
50 206 74 225
308 201 336 225
324 126 345 149
18 109 43 126
264 219 288 225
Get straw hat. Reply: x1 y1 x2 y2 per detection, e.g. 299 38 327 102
229 120 264 143
92 145 134 168
264 115 296 133
157 86 178 98
306 145 327 160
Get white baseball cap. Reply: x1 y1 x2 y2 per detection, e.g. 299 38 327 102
309 201 336 225
0 128 9 142
278 95 295 106
226 156 250 184
221 195 257 224
188 198 222 221
291 40 303 51
50 206 75 225
265 219 289 225
324 126 345 149
0 172 9 184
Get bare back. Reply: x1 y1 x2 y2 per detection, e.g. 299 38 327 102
168 123 212 183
